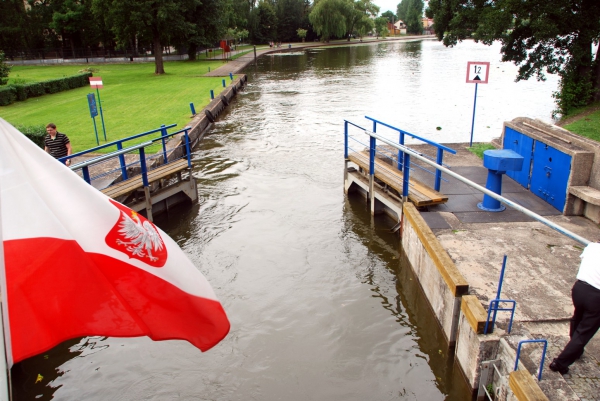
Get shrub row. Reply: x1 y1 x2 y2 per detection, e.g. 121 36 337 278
14 124 47 149
0 72 93 106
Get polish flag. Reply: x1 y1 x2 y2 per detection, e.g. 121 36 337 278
0 118 230 366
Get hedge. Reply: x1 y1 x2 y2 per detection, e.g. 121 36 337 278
0 72 92 106
14 124 47 149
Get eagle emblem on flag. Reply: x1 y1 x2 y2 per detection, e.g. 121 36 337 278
105 200 167 267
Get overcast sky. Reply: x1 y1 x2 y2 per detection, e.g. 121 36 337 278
374 0 398 14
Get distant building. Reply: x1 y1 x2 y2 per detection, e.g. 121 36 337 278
387 20 407 35
422 18 434 34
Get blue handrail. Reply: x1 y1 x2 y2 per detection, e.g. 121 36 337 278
514 339 548 381
484 299 516 334
70 128 192 189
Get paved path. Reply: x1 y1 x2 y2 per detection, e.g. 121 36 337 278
204 36 434 77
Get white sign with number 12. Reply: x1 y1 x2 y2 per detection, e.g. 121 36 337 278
466 62 490 84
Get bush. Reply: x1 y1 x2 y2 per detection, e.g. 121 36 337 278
0 85 16 106
14 124 47 149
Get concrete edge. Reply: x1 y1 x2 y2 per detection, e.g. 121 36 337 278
461 295 488 334
403 203 469 296
509 370 549 401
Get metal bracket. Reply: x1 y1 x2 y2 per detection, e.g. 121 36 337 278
477 359 501 401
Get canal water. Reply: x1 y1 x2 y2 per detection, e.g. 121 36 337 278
12 39 558 400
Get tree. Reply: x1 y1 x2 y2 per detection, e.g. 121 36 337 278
184 0 227 60
381 10 396 24
252 0 278 43
92 0 198 74
308 0 350 42
397 0 423 35
51 0 101 58
426 0 600 116
0 0 29 58
276 0 307 42
0 51 11 85
374 16 389 39
344 0 379 41
297 28 307 41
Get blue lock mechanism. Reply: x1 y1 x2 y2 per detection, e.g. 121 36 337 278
477 149 524 212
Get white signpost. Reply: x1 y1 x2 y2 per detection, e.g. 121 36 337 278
466 61 490 146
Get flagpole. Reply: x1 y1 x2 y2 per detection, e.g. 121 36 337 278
0 191 13 401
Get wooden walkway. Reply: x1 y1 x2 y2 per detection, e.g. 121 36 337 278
101 159 189 199
347 151 448 206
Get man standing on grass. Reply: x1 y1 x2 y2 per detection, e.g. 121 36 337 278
44 123 72 166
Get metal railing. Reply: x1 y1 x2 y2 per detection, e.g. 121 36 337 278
68 126 192 190
344 119 456 196
365 116 457 191
514 339 548 381
345 123 591 245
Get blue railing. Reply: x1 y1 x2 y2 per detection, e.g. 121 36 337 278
344 118 456 197
59 123 177 180
365 116 457 191
514 339 548 381
69 126 192 190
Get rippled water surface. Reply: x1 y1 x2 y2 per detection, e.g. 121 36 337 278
13 39 558 400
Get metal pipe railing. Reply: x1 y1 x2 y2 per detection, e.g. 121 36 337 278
367 129 591 246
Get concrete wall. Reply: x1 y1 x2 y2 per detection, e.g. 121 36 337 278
401 202 469 345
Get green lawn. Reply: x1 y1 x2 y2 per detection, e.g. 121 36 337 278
0 60 235 152
563 103 600 142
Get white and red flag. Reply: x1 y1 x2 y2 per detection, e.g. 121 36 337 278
0 118 230 366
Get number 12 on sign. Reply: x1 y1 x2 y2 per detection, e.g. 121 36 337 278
466 61 490 146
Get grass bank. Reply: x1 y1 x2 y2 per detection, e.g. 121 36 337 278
559 102 600 142
0 60 233 152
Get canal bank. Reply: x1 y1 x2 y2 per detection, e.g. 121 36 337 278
346 119 600 400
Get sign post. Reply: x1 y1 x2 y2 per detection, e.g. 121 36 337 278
466 61 490 147
87 93 100 145
89 77 107 141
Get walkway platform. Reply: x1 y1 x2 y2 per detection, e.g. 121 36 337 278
348 150 448 206
410 143 600 401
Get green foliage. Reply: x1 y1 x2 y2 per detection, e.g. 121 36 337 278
309 0 350 41
381 10 395 23
276 0 309 42
13 124 47 149
426 0 600 116
297 28 308 39
0 51 11 85
0 85 16 106
254 0 278 43
467 143 496 159
345 0 379 40
374 17 389 38
397 0 423 34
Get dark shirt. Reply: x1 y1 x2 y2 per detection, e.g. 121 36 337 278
44 132 70 159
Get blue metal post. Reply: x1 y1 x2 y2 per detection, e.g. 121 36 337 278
229 72 233 80
190 102 196 115
515 339 548 381
116 142 128 180
403 154 411 198
434 148 444 191
222 79 226 87
82 166 91 184
96 87 107 141
398 131 405 171
210 90 214 99
92 116 99 146
489 255 508 332
469 83 478 147
160 124 168 165
369 136 376 177
139 147 149 187
344 121 349 159
184 130 192 168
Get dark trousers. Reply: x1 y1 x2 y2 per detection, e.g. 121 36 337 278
554 280 600 368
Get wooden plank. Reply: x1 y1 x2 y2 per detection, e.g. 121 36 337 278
101 159 189 199
348 151 448 206
509 370 548 401
460 295 488 334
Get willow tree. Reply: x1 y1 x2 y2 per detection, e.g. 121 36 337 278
345 0 379 40
309 0 350 42
426 0 600 116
